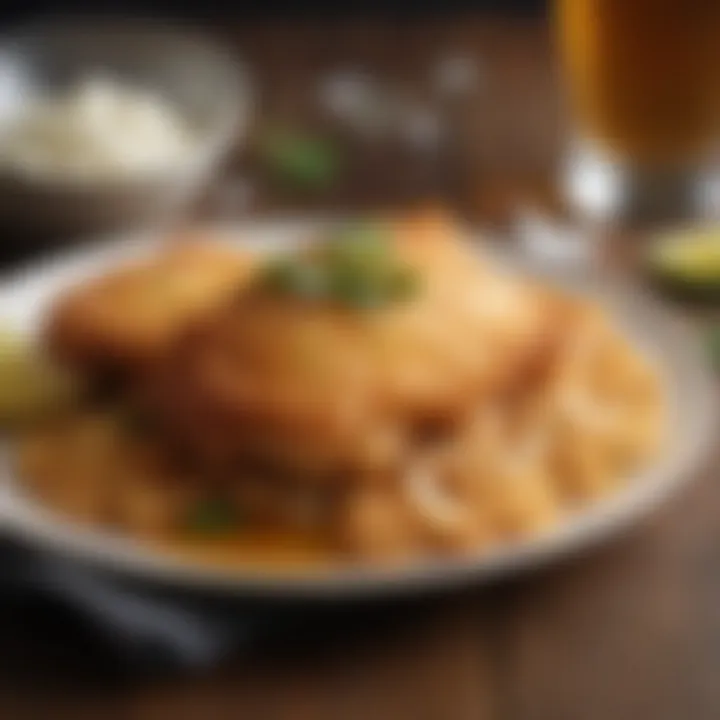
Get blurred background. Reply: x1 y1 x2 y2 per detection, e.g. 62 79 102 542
1 1 720 719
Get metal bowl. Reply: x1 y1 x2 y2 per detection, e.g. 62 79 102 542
0 19 250 239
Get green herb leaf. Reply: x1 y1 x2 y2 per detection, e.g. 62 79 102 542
327 261 386 309
260 258 328 299
324 222 390 266
260 129 341 190
186 499 237 536
388 266 420 301
257 220 421 310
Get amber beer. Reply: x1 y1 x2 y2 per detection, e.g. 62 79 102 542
557 0 720 166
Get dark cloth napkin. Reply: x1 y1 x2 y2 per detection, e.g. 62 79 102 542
0 540 272 675
0 539 425 678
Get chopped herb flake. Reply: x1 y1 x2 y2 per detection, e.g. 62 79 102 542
259 129 341 190
260 259 328 299
258 222 421 310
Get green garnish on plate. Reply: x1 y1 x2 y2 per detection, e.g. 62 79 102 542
260 258 330 300
259 128 341 191
258 221 421 310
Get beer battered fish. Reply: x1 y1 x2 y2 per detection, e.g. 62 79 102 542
46 239 256 373
150 211 561 479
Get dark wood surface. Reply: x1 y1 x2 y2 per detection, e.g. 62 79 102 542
1 17 719 720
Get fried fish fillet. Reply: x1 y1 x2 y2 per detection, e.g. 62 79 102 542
46 238 256 373
149 211 561 480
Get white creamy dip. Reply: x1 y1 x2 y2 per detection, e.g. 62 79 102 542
0 77 197 181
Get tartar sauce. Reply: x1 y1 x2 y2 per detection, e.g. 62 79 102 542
0 77 197 181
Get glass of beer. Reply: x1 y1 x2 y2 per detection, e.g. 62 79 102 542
556 0 720 223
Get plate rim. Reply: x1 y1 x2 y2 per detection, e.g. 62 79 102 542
0 219 715 598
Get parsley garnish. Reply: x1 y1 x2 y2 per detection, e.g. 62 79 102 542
258 221 421 309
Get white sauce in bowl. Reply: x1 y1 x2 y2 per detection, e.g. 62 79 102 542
0 77 197 181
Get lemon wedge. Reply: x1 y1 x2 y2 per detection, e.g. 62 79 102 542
0 327 78 426
650 227 720 284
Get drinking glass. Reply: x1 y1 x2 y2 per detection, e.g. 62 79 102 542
556 0 720 224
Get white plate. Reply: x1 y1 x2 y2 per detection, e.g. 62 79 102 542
0 219 715 598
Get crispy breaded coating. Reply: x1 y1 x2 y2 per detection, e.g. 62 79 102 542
149 211 559 479
46 238 256 372
22 213 666 564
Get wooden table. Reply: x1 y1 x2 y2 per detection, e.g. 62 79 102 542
2 16 719 720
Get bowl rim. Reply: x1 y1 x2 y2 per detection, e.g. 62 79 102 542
0 16 251 191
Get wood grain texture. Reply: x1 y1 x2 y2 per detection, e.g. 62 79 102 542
1 16 717 720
